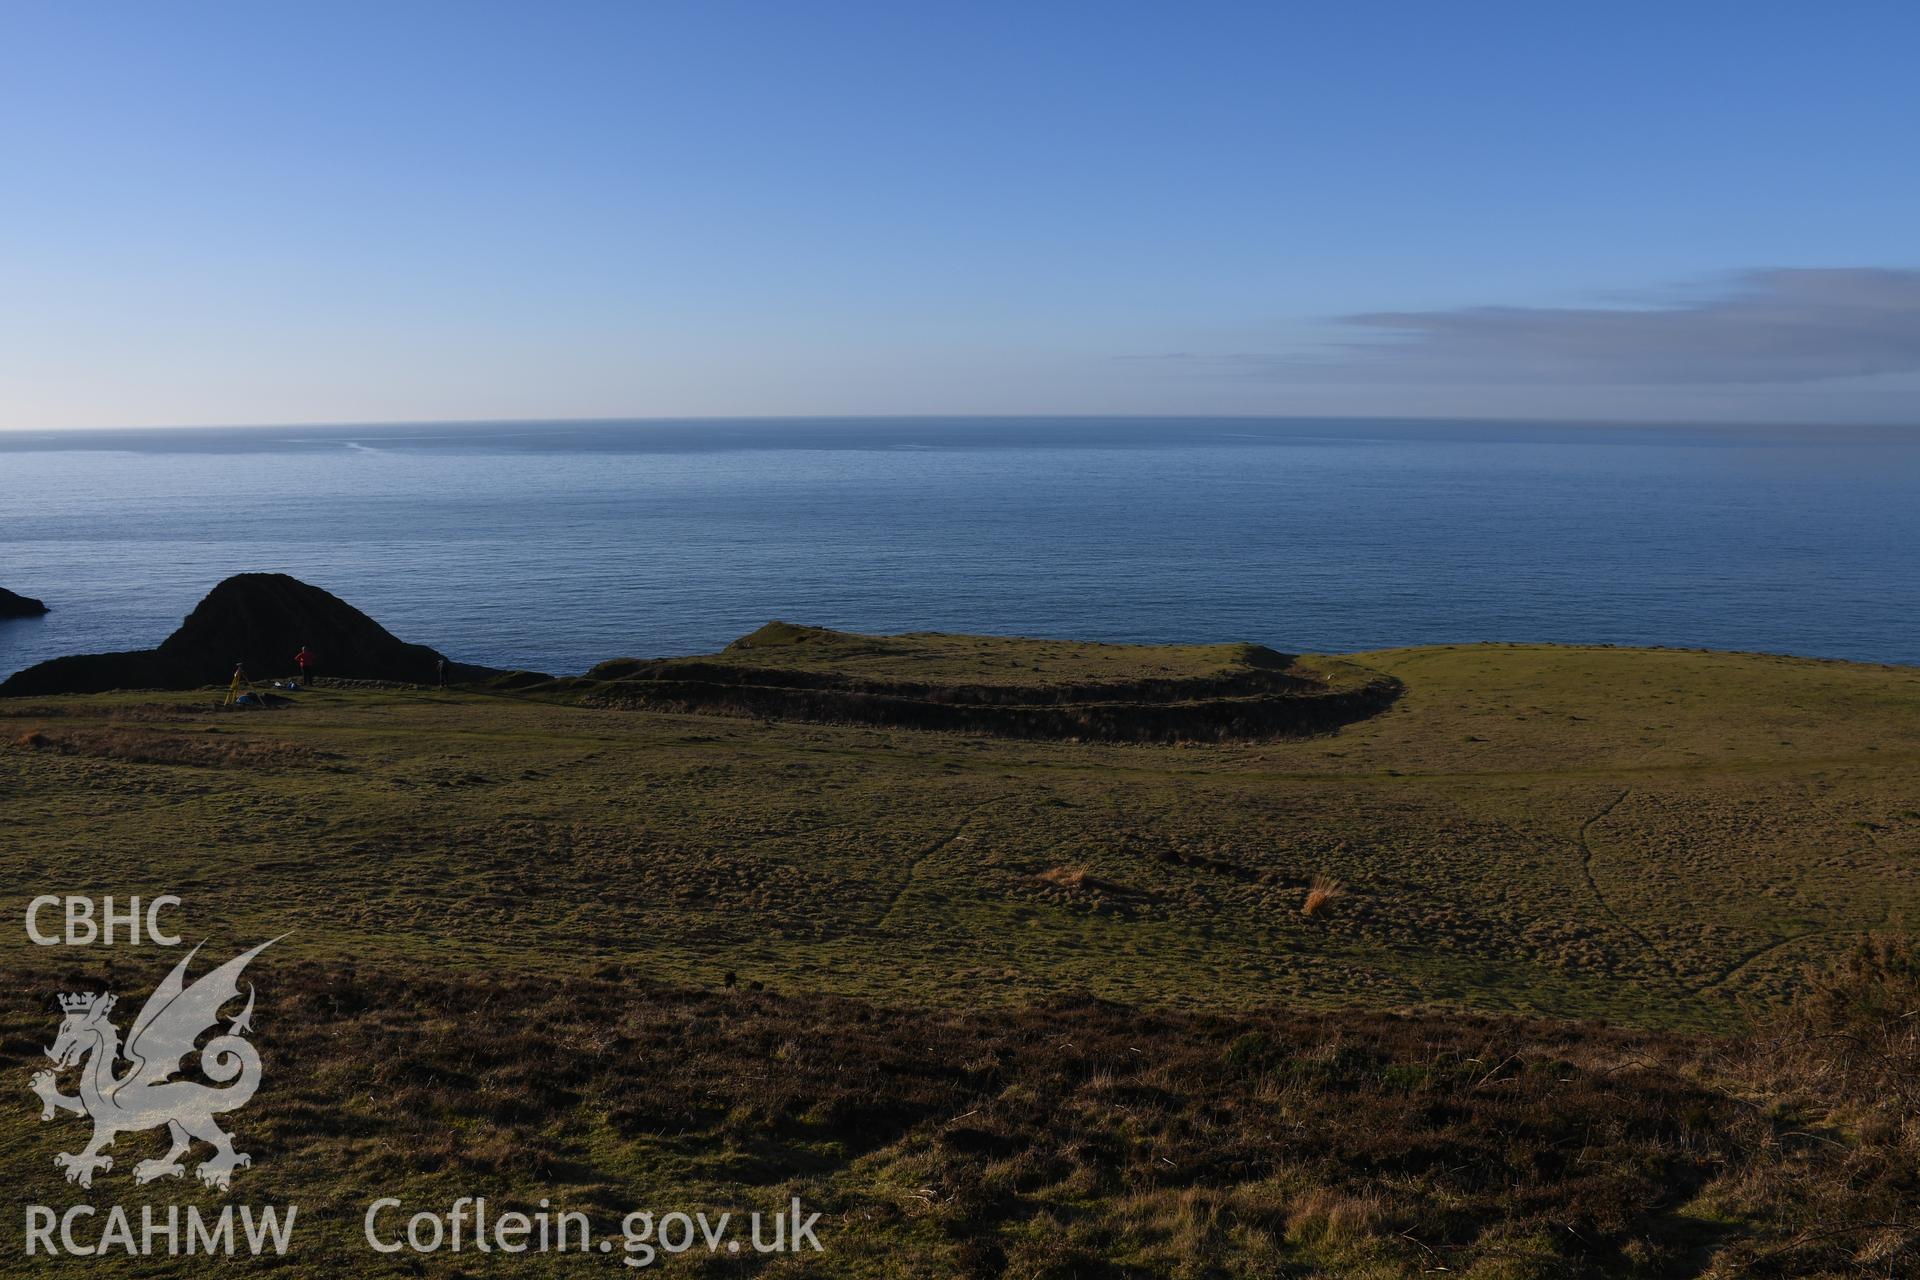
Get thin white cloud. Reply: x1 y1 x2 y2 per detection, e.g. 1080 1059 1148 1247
1153 269 1920 386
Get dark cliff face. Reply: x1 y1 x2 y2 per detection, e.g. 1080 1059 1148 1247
0 588 49 619
0 574 454 696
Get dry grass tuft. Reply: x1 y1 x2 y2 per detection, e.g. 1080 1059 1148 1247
1036 866 1131 895
1285 1185 1389 1245
1302 873 1345 916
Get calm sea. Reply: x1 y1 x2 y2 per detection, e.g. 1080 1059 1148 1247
2 418 1916 679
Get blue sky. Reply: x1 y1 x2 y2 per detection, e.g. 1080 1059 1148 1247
3 1 1918 427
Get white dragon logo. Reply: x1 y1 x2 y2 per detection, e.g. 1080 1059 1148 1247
29 939 277 1191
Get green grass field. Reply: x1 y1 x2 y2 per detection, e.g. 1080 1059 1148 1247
2 637 1916 1276
672 620 1295 684
7 640 1915 1025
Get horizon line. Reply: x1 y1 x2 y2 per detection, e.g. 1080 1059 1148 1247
5 411 1919 434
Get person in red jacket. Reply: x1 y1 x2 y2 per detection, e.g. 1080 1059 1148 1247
295 645 315 687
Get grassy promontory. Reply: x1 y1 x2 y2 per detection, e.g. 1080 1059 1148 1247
2 630 1916 1275
504 622 1401 742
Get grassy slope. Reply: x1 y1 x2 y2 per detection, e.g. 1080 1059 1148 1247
2 640 1918 1277
3 642 1915 1028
